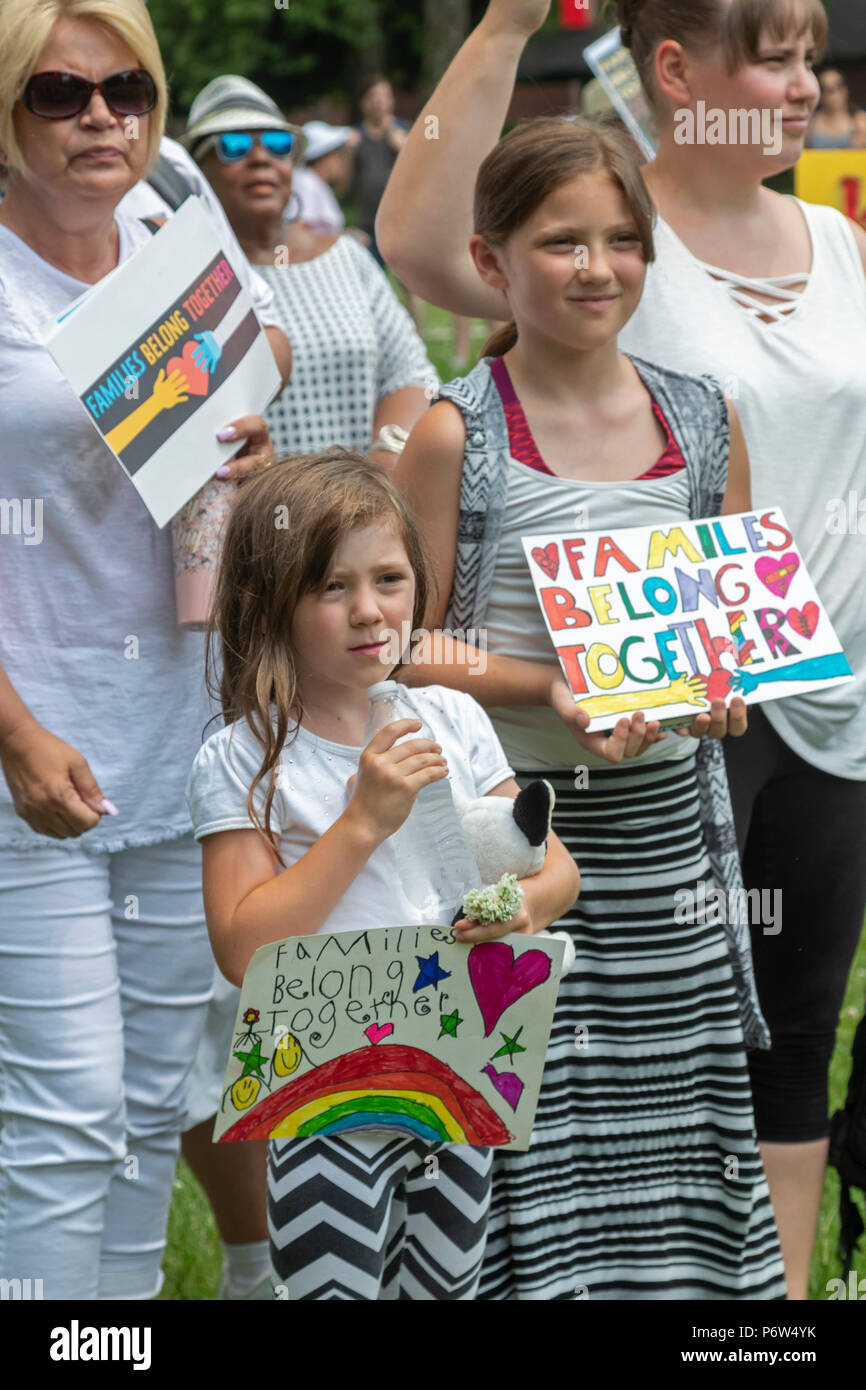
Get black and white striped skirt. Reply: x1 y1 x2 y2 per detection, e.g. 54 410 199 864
480 755 786 1300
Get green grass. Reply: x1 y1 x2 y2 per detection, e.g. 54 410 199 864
159 302 866 1298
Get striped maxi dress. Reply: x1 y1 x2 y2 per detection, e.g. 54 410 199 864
479 760 785 1299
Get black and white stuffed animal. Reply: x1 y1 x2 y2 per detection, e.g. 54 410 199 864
454 779 576 973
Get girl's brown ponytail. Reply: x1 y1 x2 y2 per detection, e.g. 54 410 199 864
480 321 519 358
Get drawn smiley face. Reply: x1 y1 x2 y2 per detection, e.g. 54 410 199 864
273 1032 302 1077
231 1076 261 1110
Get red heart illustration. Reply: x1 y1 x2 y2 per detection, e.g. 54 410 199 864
531 543 560 582
468 941 552 1037
755 552 799 599
364 1022 394 1045
166 339 210 397
704 668 733 701
787 602 819 640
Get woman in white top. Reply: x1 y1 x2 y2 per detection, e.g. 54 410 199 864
376 0 866 1298
0 0 285 1300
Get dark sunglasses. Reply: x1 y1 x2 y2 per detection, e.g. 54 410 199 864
214 130 295 163
22 68 157 120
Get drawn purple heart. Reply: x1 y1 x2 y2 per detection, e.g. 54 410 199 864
468 941 552 1037
483 1062 525 1112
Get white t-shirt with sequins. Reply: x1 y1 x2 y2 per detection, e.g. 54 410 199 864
185 685 513 933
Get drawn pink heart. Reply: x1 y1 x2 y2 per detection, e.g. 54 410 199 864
755 552 799 599
364 1022 394 1045
787 602 819 640
166 339 210 397
531 543 559 582
468 941 552 1037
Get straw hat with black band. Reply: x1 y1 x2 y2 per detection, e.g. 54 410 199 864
180 75 307 166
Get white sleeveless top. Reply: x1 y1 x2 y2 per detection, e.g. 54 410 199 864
620 199 866 779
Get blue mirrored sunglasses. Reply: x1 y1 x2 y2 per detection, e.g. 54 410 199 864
215 130 295 163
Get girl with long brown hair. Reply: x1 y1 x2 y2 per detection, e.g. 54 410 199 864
378 0 866 1303
394 113 785 1300
184 449 579 1300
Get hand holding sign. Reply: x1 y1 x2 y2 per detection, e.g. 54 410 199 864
213 414 276 480
548 672 667 763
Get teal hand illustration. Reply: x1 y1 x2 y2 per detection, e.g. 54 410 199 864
731 653 851 694
191 330 222 374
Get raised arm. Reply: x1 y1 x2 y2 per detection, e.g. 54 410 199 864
376 0 551 315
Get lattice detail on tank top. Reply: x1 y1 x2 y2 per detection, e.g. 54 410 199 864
697 262 810 324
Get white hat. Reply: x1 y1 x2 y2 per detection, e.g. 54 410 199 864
301 120 354 164
182 75 307 164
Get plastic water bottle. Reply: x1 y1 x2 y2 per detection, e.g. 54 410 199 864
364 681 481 918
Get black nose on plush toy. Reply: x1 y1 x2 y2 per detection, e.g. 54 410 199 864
513 779 554 848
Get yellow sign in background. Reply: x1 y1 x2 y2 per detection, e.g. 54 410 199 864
795 149 866 228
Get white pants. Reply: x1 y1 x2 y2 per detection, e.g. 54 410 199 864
0 833 213 1300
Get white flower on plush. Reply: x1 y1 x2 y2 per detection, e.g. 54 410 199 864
454 779 576 973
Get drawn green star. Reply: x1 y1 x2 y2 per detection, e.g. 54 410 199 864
233 1039 268 1077
438 1009 463 1039
491 1027 526 1062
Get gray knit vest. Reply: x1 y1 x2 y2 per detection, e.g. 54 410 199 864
438 353 770 1051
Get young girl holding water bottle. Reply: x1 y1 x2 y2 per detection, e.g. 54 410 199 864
184 449 579 1300
394 117 786 1298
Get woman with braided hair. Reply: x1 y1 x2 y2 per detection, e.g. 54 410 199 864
377 0 866 1299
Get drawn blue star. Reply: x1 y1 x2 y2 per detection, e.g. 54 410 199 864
412 951 451 993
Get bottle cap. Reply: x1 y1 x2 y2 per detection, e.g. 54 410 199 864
366 680 398 701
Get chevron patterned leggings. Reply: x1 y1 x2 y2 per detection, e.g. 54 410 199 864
268 1133 492 1299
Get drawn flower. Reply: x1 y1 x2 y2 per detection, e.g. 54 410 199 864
243 1007 260 1026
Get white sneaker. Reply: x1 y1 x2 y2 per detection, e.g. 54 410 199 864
216 1266 275 1300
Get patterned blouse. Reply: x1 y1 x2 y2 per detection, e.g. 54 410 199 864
258 234 435 456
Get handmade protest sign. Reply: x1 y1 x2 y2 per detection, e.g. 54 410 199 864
41 197 279 528
214 925 566 1151
522 508 852 732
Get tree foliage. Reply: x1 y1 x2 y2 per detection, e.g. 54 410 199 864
148 0 433 118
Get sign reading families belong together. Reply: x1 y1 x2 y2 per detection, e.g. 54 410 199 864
215 925 567 1153
522 508 852 731
41 197 279 527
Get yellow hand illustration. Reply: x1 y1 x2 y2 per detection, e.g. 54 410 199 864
577 675 709 720
152 367 189 410
104 367 189 455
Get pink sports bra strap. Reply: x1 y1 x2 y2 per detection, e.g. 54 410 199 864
489 355 686 481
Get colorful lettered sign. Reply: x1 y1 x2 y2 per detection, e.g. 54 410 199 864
214 925 566 1152
522 509 852 731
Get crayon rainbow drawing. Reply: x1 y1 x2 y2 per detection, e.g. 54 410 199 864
219 1044 513 1146
214 926 566 1151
